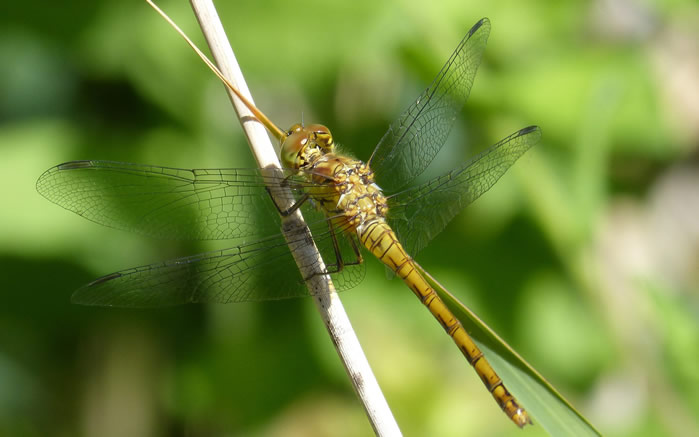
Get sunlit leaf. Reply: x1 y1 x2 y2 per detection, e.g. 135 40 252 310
417 264 602 436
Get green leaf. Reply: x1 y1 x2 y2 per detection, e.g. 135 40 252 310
416 264 602 436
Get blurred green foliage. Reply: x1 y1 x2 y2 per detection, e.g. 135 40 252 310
1 0 698 436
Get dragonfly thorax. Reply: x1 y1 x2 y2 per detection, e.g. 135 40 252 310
280 122 389 232
280 123 334 170
307 156 389 235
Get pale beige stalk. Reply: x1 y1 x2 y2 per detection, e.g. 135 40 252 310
147 0 401 435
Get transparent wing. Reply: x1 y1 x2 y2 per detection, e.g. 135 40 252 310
387 126 541 256
71 216 366 307
369 18 491 193
36 160 314 241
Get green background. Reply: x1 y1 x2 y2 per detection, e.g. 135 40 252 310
1 0 698 436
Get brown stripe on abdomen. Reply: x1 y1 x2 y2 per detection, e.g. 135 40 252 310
356 221 531 427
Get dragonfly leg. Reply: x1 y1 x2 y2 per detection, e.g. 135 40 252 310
324 224 345 274
304 224 363 281
326 232 363 272
346 234 364 267
266 185 310 216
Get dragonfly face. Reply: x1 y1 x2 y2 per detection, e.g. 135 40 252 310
280 123 334 170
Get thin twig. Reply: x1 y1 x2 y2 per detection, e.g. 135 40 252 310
148 0 401 434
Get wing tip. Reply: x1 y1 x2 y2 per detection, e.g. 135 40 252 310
519 125 541 136
57 160 95 171
71 272 123 306
470 18 491 37
36 161 98 196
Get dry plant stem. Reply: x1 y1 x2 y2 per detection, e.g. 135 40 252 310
183 0 401 435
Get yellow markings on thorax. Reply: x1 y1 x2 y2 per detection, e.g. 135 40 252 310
310 156 387 233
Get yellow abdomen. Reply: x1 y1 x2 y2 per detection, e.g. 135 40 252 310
358 220 531 428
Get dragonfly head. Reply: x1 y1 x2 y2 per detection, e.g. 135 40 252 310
280 123 334 169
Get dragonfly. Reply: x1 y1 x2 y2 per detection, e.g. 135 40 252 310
37 17 540 427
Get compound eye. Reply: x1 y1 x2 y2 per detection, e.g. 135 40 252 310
309 124 334 151
280 131 308 169
284 123 304 137
311 124 330 135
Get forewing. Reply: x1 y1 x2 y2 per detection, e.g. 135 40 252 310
387 126 541 256
36 160 310 240
369 18 491 193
